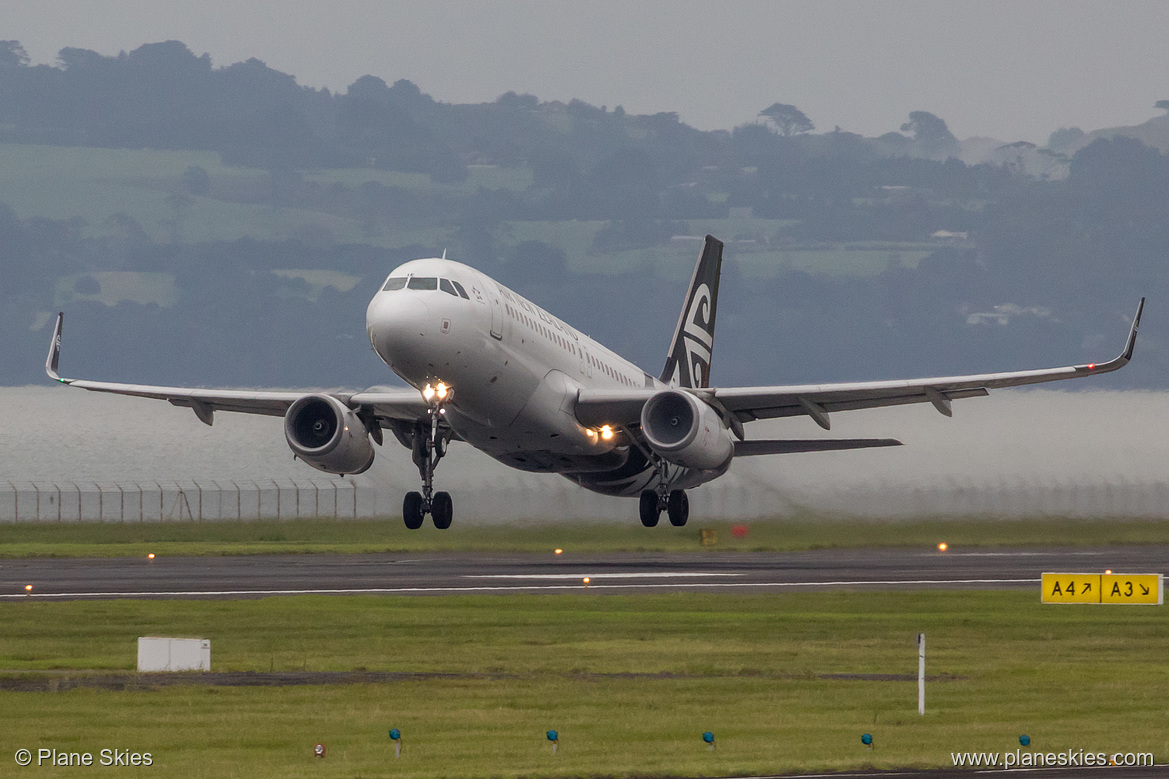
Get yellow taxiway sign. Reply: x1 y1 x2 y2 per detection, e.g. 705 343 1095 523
1042 573 1162 605
1102 574 1163 604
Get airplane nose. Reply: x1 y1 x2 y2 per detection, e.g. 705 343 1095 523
368 292 431 345
367 293 435 372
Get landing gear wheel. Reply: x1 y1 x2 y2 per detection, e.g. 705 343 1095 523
403 491 425 530
667 490 689 527
639 490 661 527
431 491 453 529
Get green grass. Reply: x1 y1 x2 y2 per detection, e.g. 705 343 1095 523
735 246 936 277
306 164 534 195
54 272 178 308
1 516 1167 559
1 591 1166 777
0 143 454 248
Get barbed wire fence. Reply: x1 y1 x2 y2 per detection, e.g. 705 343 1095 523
1 480 369 522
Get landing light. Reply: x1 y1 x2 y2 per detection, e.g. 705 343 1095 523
600 425 614 441
422 381 452 404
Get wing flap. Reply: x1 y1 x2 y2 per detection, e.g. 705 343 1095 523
727 387 989 422
735 438 902 456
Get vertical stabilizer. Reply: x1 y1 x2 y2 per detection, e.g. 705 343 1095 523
660 235 723 388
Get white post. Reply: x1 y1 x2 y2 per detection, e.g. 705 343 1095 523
917 632 925 715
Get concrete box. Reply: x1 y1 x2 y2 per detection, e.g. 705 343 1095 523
137 637 210 672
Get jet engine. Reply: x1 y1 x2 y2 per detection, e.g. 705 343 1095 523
284 394 375 475
640 389 733 470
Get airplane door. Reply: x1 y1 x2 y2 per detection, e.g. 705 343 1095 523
489 295 503 340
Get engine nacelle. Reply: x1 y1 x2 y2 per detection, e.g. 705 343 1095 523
640 389 734 471
284 394 375 475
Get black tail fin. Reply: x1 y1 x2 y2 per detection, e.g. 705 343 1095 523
660 235 723 388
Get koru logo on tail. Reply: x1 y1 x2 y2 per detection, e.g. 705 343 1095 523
680 283 714 387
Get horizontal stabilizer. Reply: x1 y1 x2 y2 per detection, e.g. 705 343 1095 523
734 438 902 456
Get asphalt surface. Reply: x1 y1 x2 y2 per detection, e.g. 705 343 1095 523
2 546 1165 600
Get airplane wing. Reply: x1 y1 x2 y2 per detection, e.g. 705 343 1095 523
576 298 1144 433
45 313 429 427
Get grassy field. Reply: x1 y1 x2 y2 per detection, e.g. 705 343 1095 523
1 516 1167 559
1 590 1165 777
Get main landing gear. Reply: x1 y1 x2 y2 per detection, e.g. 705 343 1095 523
403 406 453 530
638 457 689 527
639 489 689 527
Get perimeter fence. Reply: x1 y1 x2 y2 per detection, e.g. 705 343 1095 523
0 481 369 522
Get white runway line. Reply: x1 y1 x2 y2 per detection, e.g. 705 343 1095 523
465 572 744 579
0 578 1040 599
945 551 1111 557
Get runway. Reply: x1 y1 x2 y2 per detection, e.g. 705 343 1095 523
3 546 1166 600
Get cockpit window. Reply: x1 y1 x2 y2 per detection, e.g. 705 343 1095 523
439 278 459 297
407 277 438 291
451 280 470 299
382 277 407 291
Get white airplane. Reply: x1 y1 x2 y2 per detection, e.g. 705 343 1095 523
46 236 1143 529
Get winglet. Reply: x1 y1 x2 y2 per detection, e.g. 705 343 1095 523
45 312 67 383
1079 297 1144 374
1121 296 1144 363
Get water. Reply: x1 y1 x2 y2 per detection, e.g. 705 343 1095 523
3 386 1168 522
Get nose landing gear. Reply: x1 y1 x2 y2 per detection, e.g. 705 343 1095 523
403 403 453 529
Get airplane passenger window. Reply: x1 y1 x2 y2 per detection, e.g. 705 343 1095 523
440 278 459 297
408 277 438 291
451 280 470 299
382 278 408 291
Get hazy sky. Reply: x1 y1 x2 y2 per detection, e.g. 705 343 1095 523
2 1 1167 143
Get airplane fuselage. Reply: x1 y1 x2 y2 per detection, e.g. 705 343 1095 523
365 258 726 496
